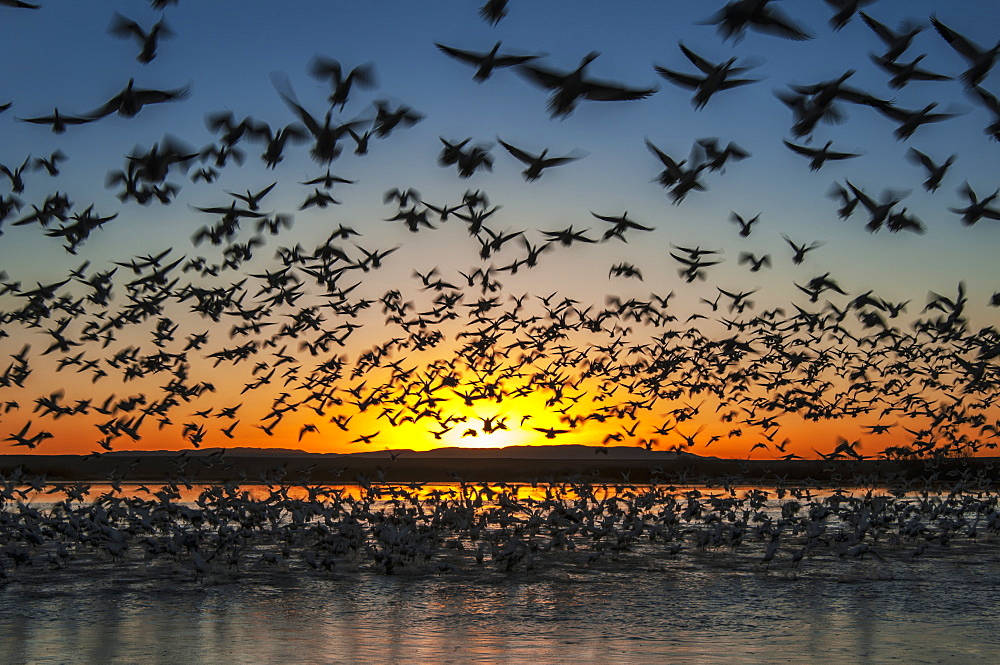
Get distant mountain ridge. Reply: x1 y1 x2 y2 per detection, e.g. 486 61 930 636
102 444 703 460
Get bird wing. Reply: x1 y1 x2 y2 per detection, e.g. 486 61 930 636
582 78 657 101
678 43 715 74
874 102 911 122
271 72 320 136
253 182 277 200
905 148 934 170
781 139 818 157
859 12 894 44
87 93 126 119
539 155 579 167
107 13 144 39
644 138 681 171
654 65 702 90
347 62 377 88
435 43 484 65
972 85 1000 112
930 15 984 61
309 56 343 83
825 147 861 160
493 53 541 67
752 9 813 41
18 111 92 126
497 138 535 164
517 63 567 90
718 77 760 90
845 181 877 211
591 211 624 224
280 95 320 137
135 84 190 106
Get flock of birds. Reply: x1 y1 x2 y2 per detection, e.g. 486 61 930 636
0 0 1000 488
0 460 998 580
0 0 999 584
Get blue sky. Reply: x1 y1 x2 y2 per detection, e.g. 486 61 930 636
3 1 997 308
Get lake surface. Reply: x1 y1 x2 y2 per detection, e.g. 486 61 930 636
2 482 999 663
3 550 999 665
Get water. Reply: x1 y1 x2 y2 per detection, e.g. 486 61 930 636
2 482 999 663
3 553 999 664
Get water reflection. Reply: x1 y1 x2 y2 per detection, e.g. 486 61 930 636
4 562 998 664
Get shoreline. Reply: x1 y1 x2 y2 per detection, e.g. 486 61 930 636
2 452 995 485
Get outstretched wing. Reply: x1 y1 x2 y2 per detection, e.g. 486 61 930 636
583 78 658 101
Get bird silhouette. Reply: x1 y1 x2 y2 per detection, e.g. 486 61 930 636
869 53 951 89
905 148 955 192
479 0 509 25
16 108 96 134
948 183 1000 225
730 211 760 237
781 235 824 264
860 11 923 61
107 12 174 64
930 14 1000 86
654 43 760 109
309 57 377 110
782 139 862 171
969 85 1000 141
700 0 813 42
86 78 190 119
518 51 658 118
875 101 961 140
822 0 880 31
436 41 543 82
271 73 367 163
496 138 583 181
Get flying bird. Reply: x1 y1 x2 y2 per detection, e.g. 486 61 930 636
845 180 909 231
479 0 508 25
695 138 750 172
271 73 367 163
435 41 543 82
518 51 658 118
592 211 655 241
654 43 761 109
781 234 824 264
874 102 961 140
782 139 861 171
738 252 771 272
905 148 955 192
930 14 1000 86
107 12 174 64
859 11 923 61
729 212 760 237
968 85 1000 141
496 138 584 181
948 183 1000 225
86 78 190 119
700 0 813 43
309 57 377 110
16 108 96 134
822 0 880 31
869 53 951 89
372 100 423 138
533 427 569 439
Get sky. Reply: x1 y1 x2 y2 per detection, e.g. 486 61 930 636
0 0 998 459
